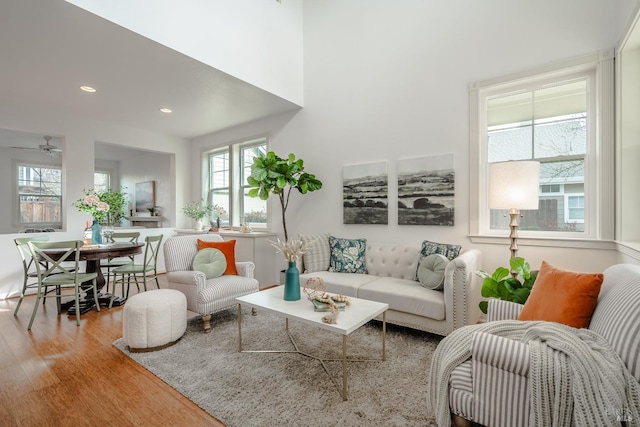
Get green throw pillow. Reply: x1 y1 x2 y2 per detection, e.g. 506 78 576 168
417 254 450 290
328 236 367 274
192 248 227 279
416 240 461 280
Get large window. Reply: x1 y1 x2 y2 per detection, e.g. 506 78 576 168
470 52 615 243
18 164 62 227
206 137 268 229
94 171 110 193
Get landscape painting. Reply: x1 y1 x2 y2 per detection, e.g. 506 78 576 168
343 161 388 224
397 154 455 226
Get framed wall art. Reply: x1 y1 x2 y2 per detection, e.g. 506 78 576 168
397 154 455 226
135 181 156 213
343 161 388 225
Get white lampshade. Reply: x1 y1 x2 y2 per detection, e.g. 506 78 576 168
488 161 540 210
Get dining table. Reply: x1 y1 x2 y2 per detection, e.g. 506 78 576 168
43 242 144 315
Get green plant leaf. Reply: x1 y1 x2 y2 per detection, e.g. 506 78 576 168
479 300 488 314
480 277 499 298
491 267 510 282
512 288 531 304
510 257 531 280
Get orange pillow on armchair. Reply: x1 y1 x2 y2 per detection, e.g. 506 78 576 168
197 239 238 275
517 261 603 328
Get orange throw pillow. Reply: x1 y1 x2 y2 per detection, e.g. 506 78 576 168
518 261 603 328
197 239 238 276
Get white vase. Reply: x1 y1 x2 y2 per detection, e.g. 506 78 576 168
194 219 203 231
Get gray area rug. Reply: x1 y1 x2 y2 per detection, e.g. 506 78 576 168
113 307 441 426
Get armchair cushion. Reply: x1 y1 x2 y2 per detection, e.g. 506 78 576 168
197 239 238 275
192 248 226 279
518 261 603 328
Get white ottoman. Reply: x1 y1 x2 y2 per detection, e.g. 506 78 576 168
123 289 187 352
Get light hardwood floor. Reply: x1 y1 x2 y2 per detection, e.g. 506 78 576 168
0 275 225 427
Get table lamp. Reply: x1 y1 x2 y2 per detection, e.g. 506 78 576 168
488 160 540 258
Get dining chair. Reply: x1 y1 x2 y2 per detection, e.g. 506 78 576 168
26 240 101 330
109 234 163 308
102 231 141 293
13 235 50 316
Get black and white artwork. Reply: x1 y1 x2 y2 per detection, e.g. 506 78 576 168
397 154 455 226
343 161 388 224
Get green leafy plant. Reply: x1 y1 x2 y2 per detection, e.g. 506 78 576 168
476 257 538 314
182 199 216 220
74 188 128 224
247 151 322 241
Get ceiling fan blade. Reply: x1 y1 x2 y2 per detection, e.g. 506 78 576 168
8 146 39 151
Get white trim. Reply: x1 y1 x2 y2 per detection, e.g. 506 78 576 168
469 234 617 251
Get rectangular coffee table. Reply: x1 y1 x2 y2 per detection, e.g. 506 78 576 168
235 286 388 400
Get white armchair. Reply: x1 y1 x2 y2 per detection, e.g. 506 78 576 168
163 234 259 333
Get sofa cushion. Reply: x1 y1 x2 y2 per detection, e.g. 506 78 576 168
192 248 227 279
328 236 367 273
300 233 330 273
358 277 446 320
300 271 377 298
197 239 238 275
417 254 449 290
365 243 420 280
518 261 603 328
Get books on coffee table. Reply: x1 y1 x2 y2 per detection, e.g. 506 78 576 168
312 299 347 312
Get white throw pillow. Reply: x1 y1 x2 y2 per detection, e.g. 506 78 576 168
417 254 449 290
300 233 330 273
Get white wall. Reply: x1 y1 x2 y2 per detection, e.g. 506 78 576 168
0 101 191 299
193 0 638 276
66 0 304 105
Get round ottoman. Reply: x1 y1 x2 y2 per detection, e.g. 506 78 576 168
123 289 187 352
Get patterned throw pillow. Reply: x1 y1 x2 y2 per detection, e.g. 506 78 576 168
416 240 461 279
300 233 331 273
328 236 367 274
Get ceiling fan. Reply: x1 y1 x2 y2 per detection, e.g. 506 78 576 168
10 135 62 156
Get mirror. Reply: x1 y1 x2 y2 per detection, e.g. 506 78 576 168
0 128 64 234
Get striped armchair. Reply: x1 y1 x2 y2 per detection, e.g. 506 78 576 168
163 234 259 333
445 263 640 427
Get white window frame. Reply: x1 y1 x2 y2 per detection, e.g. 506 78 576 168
469 51 615 248
16 162 63 228
204 136 270 230
565 193 585 224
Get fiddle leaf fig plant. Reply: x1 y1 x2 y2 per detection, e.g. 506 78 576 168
476 257 538 314
247 151 322 241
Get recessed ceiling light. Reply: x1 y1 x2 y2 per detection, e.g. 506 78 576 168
80 85 96 93
160 108 172 114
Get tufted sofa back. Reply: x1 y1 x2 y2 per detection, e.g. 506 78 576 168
589 263 640 383
164 234 224 272
364 243 421 281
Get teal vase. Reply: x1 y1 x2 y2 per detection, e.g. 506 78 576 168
284 261 300 301
91 220 103 244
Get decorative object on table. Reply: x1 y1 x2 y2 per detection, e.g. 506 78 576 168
269 237 316 301
342 161 388 225
74 188 128 243
303 277 328 300
315 293 351 323
488 160 540 258
322 305 340 324
182 199 216 231
240 224 253 233
475 256 538 314
247 151 323 242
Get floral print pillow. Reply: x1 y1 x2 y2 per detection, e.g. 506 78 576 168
328 236 367 274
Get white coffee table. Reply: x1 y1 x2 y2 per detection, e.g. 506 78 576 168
235 286 388 400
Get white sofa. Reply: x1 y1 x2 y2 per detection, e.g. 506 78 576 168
299 241 483 336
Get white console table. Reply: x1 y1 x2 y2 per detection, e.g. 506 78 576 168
218 231 278 290
126 216 163 228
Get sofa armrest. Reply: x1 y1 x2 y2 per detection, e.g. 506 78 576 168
487 299 524 322
443 248 483 334
235 261 255 279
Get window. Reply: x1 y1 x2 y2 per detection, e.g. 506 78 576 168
18 164 62 227
94 171 110 193
470 52 615 242
206 137 268 229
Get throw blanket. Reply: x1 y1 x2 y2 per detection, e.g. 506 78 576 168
428 320 640 427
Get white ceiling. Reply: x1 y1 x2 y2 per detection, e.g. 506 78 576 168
0 0 301 141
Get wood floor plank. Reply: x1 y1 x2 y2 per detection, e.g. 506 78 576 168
1 276 225 427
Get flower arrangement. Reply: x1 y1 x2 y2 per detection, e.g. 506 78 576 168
182 199 216 220
269 237 315 262
74 188 128 223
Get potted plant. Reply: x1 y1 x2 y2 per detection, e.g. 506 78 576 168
475 257 538 314
247 151 323 241
73 188 128 243
183 199 214 230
